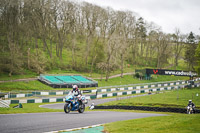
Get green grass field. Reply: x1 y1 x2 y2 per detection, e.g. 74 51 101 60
0 103 62 114
104 113 200 133
0 63 145 81
96 75 188 87
0 65 134 81
0 80 54 91
100 88 200 108
101 88 200 133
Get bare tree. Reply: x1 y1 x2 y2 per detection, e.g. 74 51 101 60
96 62 107 81
172 28 185 70
81 2 100 68
105 32 120 81
156 32 171 68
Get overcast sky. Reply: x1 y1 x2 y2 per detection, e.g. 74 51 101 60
78 0 200 35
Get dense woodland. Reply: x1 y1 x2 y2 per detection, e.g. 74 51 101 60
0 0 200 80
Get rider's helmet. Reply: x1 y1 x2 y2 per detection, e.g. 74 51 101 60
72 85 78 91
189 100 192 103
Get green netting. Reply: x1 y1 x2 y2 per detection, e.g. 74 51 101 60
56 76 79 83
41 75 96 86
43 76 63 83
73 75 92 83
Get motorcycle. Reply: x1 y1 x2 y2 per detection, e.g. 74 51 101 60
64 94 87 113
187 105 193 114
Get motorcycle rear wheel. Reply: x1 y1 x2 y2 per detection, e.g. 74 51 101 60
64 103 71 113
78 103 85 113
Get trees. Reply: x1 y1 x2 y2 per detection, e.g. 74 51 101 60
135 17 147 58
115 11 131 78
185 32 197 71
0 0 24 76
144 22 161 66
104 32 120 81
195 42 200 74
155 32 171 69
0 0 199 80
29 49 48 74
81 2 100 68
172 28 185 70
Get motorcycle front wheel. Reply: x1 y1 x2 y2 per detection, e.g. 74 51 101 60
78 103 85 113
187 109 192 114
64 103 71 113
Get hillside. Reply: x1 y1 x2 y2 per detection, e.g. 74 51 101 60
0 0 198 81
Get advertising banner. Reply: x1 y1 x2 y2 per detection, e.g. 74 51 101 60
146 69 197 76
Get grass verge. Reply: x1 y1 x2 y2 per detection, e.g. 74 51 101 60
0 103 63 114
96 75 188 87
0 80 54 91
99 88 200 109
0 75 189 91
104 113 200 133
0 102 92 114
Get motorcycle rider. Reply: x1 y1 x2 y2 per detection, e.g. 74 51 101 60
71 85 81 96
187 100 195 113
71 85 82 107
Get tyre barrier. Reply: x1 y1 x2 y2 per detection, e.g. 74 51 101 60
94 105 200 114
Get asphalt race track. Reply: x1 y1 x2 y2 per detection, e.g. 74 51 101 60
0 111 165 133
40 94 150 109
0 94 164 133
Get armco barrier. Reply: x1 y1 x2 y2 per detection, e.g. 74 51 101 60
7 80 200 104
10 98 65 104
9 96 91 104
5 91 69 99
8 83 199 104
95 78 200 93
92 84 185 99
94 105 200 114
90 83 199 99
96 78 200 90
5 78 200 99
